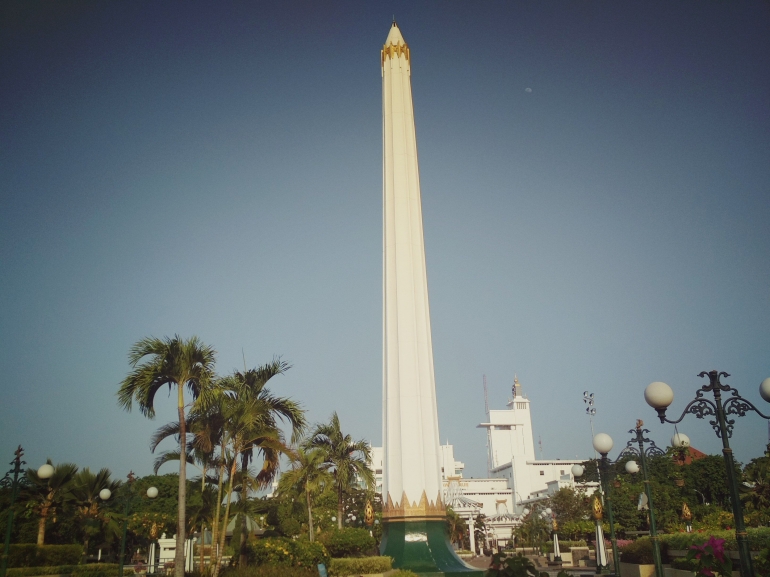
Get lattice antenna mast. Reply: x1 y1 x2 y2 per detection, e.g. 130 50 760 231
483 374 493 477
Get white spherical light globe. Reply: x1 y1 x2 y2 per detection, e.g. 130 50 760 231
571 464 584 478
625 460 639 474
593 433 614 455
146 486 159 499
37 464 54 479
522 508 530 516
645 381 674 409
760 378 770 403
671 433 690 448
545 508 552 515
99 488 112 500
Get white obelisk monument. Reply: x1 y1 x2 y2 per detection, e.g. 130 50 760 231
380 22 482 576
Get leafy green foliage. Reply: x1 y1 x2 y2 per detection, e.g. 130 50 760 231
317 527 375 558
247 537 329 569
486 551 540 577
327 556 392 575
753 547 770 577
658 527 770 551
389 571 419 577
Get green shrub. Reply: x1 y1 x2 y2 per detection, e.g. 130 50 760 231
327 556 392 576
247 537 329 570
7 545 38 568
318 528 375 558
389 571 419 577
6 564 119 577
6 545 85 568
619 538 667 565
754 547 770 577
671 557 698 571
221 566 317 577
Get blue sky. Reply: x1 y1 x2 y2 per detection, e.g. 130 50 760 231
2 1 769 481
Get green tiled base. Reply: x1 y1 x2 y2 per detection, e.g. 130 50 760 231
380 519 485 576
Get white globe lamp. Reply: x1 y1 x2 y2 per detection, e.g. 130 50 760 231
146 486 159 499
625 460 639 474
99 488 112 501
571 464 584 478
37 464 54 480
645 382 674 409
593 433 614 455
671 433 690 448
760 378 770 403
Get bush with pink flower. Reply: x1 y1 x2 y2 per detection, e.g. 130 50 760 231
685 536 733 577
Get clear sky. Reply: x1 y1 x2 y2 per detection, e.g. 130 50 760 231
2 1 769 482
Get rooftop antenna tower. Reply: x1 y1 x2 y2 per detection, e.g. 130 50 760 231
539 436 543 458
483 374 493 476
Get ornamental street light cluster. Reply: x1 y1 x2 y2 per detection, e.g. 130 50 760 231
644 370 770 577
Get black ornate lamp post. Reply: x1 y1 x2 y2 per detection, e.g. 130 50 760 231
645 371 770 577
622 420 666 577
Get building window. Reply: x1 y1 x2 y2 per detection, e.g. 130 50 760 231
560 470 564 475
497 425 511 431
517 403 526 409
540 471 544 476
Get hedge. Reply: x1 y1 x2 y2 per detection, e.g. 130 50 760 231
318 528 376 558
221 567 317 577
327 556 392 576
6 564 119 577
6 545 84 568
659 528 770 552
542 540 588 553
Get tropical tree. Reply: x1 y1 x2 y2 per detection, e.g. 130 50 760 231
446 507 468 549
71 468 121 559
304 412 374 530
223 361 305 567
278 447 332 541
117 335 217 577
25 461 78 545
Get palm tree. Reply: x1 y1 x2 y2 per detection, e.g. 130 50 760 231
278 447 332 541
219 361 305 568
25 461 78 545
117 335 216 577
71 468 121 559
304 412 374 530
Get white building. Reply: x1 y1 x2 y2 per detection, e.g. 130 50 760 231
478 377 585 512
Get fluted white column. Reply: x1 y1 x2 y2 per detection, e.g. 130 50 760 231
381 22 443 521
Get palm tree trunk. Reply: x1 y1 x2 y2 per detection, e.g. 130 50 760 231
37 501 50 546
175 389 187 577
199 523 205 573
212 450 238 577
210 440 227 573
238 454 249 568
306 485 314 542
337 486 343 530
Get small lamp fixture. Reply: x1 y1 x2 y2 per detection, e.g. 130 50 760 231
625 460 639 474
645 382 674 422
571 464 584 478
146 487 159 499
99 488 112 501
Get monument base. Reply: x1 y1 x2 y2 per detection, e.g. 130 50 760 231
380 519 484 576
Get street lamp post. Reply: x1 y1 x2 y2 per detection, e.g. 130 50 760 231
645 371 770 577
624 421 665 577
593 434 620 577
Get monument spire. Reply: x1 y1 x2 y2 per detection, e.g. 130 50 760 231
380 23 482 575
